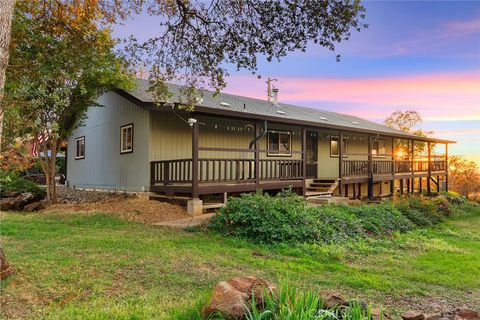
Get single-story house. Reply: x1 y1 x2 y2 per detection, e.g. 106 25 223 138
66 79 454 214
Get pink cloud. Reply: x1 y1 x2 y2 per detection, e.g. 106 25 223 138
225 72 480 120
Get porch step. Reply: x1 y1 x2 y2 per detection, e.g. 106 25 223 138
306 191 332 197
313 179 337 183
310 182 335 187
305 179 339 199
202 202 225 210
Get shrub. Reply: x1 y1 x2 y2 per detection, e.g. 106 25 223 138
350 203 414 236
209 189 467 246
394 196 445 226
0 171 45 197
209 190 317 244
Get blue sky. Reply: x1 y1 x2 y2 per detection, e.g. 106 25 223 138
113 1 480 163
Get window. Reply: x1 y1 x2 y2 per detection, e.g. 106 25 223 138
330 136 347 157
267 130 291 156
372 140 386 157
120 123 134 154
75 136 85 159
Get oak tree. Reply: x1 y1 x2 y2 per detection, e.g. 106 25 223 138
5 0 133 203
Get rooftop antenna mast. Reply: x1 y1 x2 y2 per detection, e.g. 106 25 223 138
266 77 277 101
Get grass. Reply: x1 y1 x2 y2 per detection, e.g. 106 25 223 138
1 205 479 319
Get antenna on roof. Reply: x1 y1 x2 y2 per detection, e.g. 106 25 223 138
266 77 278 102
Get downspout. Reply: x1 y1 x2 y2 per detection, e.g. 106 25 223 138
249 120 268 149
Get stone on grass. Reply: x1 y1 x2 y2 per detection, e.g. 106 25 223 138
402 311 426 320
23 201 46 212
202 276 276 320
320 293 346 309
454 309 480 320
0 192 35 211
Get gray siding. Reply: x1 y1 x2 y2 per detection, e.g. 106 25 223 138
66 91 150 191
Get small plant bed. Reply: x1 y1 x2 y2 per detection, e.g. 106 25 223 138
202 276 387 320
208 189 470 246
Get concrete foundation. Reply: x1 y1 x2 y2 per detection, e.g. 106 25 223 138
187 198 203 216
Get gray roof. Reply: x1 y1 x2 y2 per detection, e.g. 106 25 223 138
123 79 454 143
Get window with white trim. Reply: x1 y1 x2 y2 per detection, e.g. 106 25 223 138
267 130 291 156
120 124 133 154
373 140 386 157
75 136 85 159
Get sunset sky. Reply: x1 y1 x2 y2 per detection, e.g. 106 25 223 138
114 1 480 164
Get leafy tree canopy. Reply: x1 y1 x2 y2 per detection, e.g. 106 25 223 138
109 0 367 105
4 0 134 202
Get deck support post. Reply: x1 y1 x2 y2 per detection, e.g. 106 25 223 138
391 138 395 196
345 184 349 198
445 143 449 192
338 132 344 196
400 179 404 195
407 178 411 194
437 175 440 193
379 181 382 197
192 121 199 199
419 177 423 193
410 139 415 193
367 136 374 199
357 183 362 199
427 142 431 194
302 128 307 196
254 121 261 191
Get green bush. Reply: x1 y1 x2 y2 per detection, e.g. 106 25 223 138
209 189 467 246
350 203 414 236
394 196 445 227
0 171 45 197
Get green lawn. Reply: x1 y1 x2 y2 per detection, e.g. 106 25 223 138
1 206 479 319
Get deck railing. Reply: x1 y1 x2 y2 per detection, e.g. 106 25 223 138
342 160 447 177
151 158 303 185
151 158 448 184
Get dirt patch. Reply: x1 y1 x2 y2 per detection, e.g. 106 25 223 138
44 197 189 224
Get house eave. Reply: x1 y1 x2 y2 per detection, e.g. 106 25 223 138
115 89 456 144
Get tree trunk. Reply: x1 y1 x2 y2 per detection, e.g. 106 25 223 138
0 0 16 149
38 135 59 204
0 245 14 280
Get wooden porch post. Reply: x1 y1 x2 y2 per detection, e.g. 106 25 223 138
400 179 404 195
192 121 199 198
410 140 415 193
419 177 422 193
445 143 449 192
338 132 344 196
390 137 395 195
302 128 307 196
427 141 431 194
254 121 261 190
367 136 374 199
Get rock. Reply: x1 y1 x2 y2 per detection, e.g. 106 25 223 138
1 191 21 198
320 293 346 309
227 276 276 304
202 276 276 319
454 309 480 320
202 281 249 320
0 192 37 211
23 201 46 212
402 311 426 320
